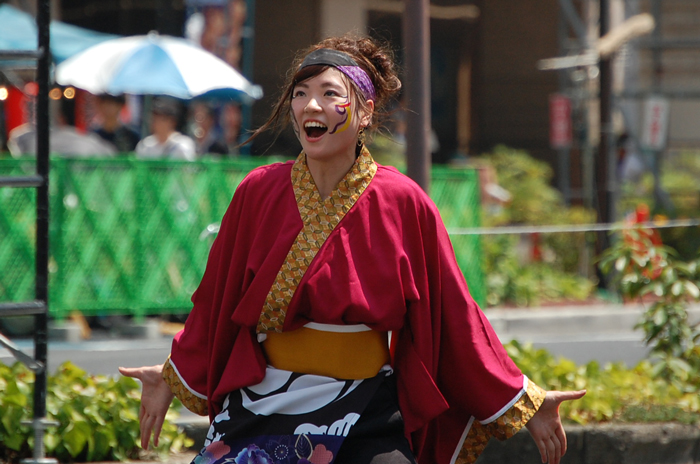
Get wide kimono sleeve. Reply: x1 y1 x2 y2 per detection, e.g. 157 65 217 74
162 163 299 419
391 184 543 464
160 174 253 416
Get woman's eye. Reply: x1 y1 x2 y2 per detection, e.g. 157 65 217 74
292 90 305 98
325 90 340 97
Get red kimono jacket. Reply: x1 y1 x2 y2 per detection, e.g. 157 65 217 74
169 151 528 464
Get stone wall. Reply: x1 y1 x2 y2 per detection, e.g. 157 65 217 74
479 423 700 464
177 418 700 464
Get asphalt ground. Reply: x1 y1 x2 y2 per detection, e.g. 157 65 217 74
3 303 699 460
5 302 697 375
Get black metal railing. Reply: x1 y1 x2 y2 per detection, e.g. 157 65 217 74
0 0 58 462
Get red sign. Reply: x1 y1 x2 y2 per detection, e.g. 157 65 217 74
4 86 28 135
641 96 669 151
549 94 572 149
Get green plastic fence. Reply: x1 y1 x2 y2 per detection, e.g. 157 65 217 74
0 157 484 318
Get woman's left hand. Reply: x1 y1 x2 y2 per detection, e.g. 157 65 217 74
525 390 586 464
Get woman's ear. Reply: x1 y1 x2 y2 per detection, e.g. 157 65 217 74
360 100 375 128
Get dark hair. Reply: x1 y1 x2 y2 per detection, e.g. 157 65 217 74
244 34 401 147
97 94 126 105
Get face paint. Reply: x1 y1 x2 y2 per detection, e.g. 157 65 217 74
329 98 352 134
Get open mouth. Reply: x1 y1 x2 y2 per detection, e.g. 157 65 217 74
304 121 328 139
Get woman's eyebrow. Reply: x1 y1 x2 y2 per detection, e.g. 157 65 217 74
293 80 345 91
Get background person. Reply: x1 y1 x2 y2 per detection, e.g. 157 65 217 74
222 103 243 154
135 97 196 161
91 93 141 154
8 99 115 158
189 101 228 156
120 35 584 464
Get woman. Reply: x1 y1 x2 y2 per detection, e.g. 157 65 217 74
120 35 585 464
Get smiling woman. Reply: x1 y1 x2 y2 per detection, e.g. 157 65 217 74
288 67 372 197
245 38 398 198
119 34 585 464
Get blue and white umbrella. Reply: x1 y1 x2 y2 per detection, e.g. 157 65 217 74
55 32 262 103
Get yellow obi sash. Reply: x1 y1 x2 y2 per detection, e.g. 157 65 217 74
261 323 390 380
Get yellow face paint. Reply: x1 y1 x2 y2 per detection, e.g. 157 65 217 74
329 99 352 134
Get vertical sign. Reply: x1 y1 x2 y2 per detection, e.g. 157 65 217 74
549 94 573 149
641 96 669 150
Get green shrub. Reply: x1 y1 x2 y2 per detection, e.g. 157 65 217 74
619 149 700 260
507 340 700 425
477 146 597 306
483 235 595 307
0 361 191 463
598 226 700 388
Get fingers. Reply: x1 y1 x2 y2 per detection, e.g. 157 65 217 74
554 389 587 403
536 436 547 463
118 366 142 379
140 412 167 449
545 436 556 464
153 414 165 448
550 433 562 464
538 434 563 464
555 423 568 456
141 413 155 450
119 364 164 381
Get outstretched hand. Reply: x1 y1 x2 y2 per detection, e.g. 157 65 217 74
118 364 175 449
525 389 586 464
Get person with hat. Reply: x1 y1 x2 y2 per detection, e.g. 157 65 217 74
135 96 196 161
120 35 584 464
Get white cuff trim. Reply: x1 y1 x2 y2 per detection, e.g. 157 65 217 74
168 358 208 400
479 375 529 425
450 416 475 464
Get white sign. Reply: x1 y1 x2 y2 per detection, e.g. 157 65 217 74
641 96 670 151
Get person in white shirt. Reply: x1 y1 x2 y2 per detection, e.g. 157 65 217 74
135 97 196 161
8 99 116 158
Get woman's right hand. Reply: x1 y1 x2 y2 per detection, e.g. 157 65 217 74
118 364 175 449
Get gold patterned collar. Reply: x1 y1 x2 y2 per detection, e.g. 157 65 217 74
256 147 377 333
292 147 377 222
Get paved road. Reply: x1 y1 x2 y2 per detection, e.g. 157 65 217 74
507 332 650 366
0 327 651 377
0 336 173 376
8 303 688 377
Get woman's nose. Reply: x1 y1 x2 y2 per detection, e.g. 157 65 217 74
304 98 321 112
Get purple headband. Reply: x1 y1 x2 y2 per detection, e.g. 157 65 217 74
299 48 377 101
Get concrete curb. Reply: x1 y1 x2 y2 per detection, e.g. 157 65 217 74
174 416 210 452
174 418 700 464
479 423 700 464
485 303 700 337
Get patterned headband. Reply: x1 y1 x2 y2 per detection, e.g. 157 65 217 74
299 48 377 102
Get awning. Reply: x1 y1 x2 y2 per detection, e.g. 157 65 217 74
0 4 119 64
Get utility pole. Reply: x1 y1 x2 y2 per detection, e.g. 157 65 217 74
403 0 431 192
597 0 613 251
649 0 665 212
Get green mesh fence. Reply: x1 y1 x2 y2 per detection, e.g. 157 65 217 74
430 167 485 307
0 157 484 318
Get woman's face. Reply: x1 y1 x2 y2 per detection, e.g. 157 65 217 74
290 67 372 163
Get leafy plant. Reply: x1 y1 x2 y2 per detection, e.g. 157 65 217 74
598 227 700 388
477 146 597 306
618 149 700 260
0 361 191 463
506 340 700 425
483 234 595 307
